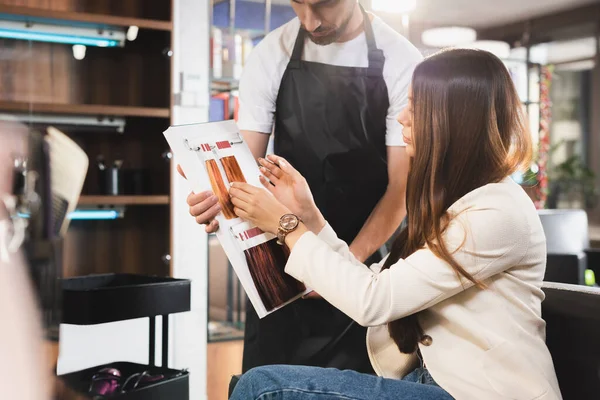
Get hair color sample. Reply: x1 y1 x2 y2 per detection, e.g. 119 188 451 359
221 156 247 184
205 159 237 219
244 239 306 311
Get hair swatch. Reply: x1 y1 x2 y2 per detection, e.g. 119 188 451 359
216 141 247 184
199 143 237 220
235 225 305 311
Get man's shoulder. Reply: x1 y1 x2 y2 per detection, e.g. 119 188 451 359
372 17 423 69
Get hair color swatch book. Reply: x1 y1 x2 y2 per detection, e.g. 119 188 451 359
163 120 310 318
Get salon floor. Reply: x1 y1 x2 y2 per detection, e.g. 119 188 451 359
208 340 244 400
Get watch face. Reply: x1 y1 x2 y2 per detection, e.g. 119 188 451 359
280 214 299 230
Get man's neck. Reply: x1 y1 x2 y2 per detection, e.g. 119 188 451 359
336 4 367 43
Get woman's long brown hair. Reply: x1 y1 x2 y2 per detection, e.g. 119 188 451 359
205 159 237 219
382 49 533 354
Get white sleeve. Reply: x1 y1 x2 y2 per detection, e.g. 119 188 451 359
385 45 423 147
285 201 530 327
237 40 281 135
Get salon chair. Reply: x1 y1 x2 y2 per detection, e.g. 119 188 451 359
538 209 599 285
542 282 600 399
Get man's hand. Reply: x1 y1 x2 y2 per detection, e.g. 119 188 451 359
178 164 220 233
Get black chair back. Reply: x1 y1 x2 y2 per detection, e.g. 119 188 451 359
542 282 600 399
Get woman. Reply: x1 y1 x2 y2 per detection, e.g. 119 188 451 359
228 49 562 400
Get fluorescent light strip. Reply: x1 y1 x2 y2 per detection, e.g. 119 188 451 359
0 20 125 47
18 210 121 221
69 210 120 220
0 28 118 46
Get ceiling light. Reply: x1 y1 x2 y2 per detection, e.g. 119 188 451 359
421 26 476 48
371 0 416 14
462 40 511 59
72 44 86 60
402 14 410 28
126 25 139 41
0 19 125 47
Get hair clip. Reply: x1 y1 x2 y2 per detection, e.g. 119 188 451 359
184 138 202 152
230 135 244 145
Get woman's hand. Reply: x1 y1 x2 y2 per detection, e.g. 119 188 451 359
258 155 325 233
229 182 291 235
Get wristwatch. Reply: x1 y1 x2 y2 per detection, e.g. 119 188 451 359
277 214 300 245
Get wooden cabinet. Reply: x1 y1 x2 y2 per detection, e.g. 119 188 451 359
0 0 174 279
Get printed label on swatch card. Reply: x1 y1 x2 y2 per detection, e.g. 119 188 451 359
230 221 275 250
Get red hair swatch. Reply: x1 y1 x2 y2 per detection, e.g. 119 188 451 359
235 225 305 311
205 159 237 219
221 156 246 184
244 239 305 311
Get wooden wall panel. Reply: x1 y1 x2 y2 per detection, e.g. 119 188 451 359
0 0 171 20
0 30 170 107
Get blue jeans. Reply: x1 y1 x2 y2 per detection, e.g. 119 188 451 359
230 365 454 399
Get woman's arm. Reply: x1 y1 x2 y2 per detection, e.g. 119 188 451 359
284 203 530 327
292 222 387 271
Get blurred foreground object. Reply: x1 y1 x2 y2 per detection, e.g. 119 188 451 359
0 120 88 399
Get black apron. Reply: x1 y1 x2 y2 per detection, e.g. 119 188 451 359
243 6 389 374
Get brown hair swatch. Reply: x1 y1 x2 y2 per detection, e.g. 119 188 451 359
240 227 305 311
201 143 237 219
216 141 247 184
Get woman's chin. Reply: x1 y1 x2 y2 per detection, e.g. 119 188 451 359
405 144 414 158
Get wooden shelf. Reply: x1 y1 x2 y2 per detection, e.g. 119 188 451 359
0 101 170 119
78 195 170 206
0 5 172 31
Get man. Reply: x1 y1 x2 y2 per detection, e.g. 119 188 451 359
185 0 422 373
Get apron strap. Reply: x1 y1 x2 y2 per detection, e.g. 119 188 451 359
289 27 306 69
359 4 385 74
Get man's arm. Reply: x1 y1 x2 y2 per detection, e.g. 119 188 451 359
348 146 409 262
240 130 270 160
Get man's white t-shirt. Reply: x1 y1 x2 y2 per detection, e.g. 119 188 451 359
237 15 423 147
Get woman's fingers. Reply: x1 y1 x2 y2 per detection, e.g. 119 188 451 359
230 182 260 195
259 166 280 184
233 206 249 220
259 175 275 193
266 155 298 177
259 158 283 180
229 186 254 203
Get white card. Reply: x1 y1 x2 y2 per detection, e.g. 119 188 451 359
163 120 310 318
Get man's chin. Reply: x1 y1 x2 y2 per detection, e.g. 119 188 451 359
307 33 338 46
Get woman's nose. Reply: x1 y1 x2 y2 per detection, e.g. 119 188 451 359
397 107 409 126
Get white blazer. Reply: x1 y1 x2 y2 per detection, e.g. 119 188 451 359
285 177 562 400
